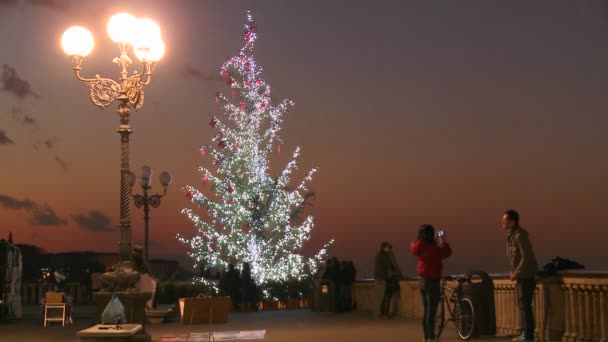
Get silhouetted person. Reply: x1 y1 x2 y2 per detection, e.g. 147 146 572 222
224 264 242 311
411 225 451 342
241 263 258 311
503 209 538 342
338 261 357 311
374 242 401 318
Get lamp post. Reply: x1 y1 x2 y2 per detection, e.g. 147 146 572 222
129 166 172 274
61 13 165 283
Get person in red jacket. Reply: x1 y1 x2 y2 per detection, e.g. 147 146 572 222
411 224 452 342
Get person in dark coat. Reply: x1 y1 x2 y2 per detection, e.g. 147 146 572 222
374 242 401 318
241 263 259 311
224 264 242 311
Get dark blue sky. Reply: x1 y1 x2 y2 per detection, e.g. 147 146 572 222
1 0 607 277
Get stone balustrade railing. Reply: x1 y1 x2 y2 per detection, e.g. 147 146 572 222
21 282 91 305
352 272 608 342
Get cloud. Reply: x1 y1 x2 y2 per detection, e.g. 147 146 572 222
0 0 69 11
28 0 69 11
0 194 67 226
54 155 68 172
7 105 37 126
22 115 36 126
181 66 222 81
72 210 113 232
0 130 15 145
0 194 36 210
30 205 68 226
1 64 39 99
44 138 54 149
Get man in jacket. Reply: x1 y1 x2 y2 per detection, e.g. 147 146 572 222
503 209 538 342
374 242 401 318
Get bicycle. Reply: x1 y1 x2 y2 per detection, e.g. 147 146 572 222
434 275 476 340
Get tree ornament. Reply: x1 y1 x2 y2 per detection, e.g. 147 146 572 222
186 191 193 200
232 89 237 99
227 79 233 87
218 141 226 149
277 145 281 154
227 199 233 205
215 92 221 103
220 69 228 78
240 102 246 110
202 174 208 185
200 147 207 157
227 185 234 194
209 118 217 128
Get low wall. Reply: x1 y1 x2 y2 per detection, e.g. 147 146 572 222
352 272 608 342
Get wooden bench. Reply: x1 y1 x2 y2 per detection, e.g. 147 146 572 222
77 324 142 342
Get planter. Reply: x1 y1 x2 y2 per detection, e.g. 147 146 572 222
178 296 231 324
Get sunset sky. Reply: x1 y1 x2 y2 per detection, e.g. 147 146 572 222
1 0 607 277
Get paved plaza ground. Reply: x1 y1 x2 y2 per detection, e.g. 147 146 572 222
0 306 515 342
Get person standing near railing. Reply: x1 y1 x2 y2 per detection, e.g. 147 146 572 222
503 209 538 342
410 224 452 342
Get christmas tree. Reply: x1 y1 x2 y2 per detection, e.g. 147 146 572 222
179 12 332 290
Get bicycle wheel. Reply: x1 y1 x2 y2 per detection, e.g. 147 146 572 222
434 296 446 338
455 297 475 340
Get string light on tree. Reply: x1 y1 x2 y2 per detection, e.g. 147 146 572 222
178 11 332 290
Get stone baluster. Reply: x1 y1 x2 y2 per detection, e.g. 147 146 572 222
563 284 572 342
507 285 517 333
515 283 522 334
494 285 501 332
570 283 579 342
577 284 587 342
592 286 601 342
585 285 593 342
600 285 607 342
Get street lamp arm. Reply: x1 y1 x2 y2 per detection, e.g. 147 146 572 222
131 191 146 208
148 186 167 208
139 62 155 86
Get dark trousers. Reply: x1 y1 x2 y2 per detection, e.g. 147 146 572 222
380 281 396 316
420 278 441 339
517 278 536 338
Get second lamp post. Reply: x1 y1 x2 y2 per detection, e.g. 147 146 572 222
130 166 171 273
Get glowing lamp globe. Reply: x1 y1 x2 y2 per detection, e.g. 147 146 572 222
107 12 137 44
141 165 153 179
134 38 165 62
61 26 94 57
159 171 172 187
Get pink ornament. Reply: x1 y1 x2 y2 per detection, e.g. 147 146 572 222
277 145 281 154
218 141 226 149
202 175 208 185
246 82 252 88
227 79 233 87
200 148 207 157
209 118 217 128
227 185 234 194
227 199 233 205
221 69 228 78
240 102 246 110
232 89 237 98
186 192 193 200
